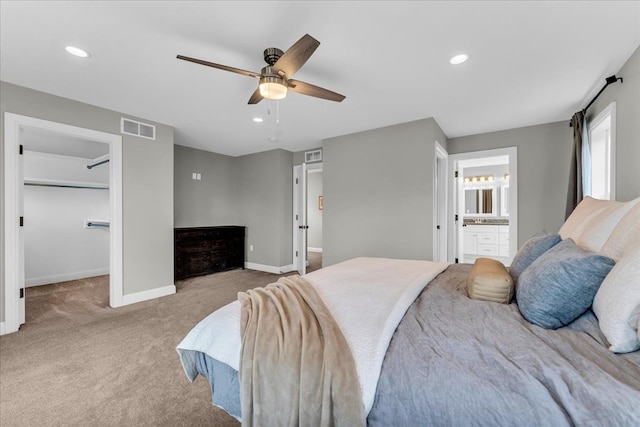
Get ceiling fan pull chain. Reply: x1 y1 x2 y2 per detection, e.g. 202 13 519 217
276 100 280 127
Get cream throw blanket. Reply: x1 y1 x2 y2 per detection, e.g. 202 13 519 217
238 275 365 427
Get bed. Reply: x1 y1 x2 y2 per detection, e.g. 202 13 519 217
177 197 640 426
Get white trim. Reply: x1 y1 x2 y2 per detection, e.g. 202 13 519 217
3 113 124 335
245 262 295 274
0 322 5 335
433 141 448 262
25 269 110 287
308 247 323 253
121 284 175 306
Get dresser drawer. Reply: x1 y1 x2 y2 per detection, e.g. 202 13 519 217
477 232 499 244
477 244 499 256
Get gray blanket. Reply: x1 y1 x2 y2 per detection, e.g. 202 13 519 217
238 275 365 427
368 264 640 426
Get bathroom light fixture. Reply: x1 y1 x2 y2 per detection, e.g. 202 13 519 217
65 46 90 58
504 173 510 181
450 54 468 65
253 117 263 123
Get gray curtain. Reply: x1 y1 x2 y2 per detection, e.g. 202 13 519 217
565 111 585 219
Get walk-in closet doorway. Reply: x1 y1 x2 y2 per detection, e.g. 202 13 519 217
3 114 123 334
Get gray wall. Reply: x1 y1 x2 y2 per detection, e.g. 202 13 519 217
235 149 293 268
322 118 446 266
587 44 640 202
174 145 238 227
448 121 572 244
307 171 323 249
0 81 174 321
173 145 294 270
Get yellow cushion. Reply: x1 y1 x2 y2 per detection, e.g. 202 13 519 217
467 258 514 304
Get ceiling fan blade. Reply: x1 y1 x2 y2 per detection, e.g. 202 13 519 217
287 79 345 102
248 87 264 104
177 55 261 79
273 34 320 78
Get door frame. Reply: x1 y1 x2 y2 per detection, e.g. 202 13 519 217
433 141 448 262
3 113 123 335
448 147 518 264
292 163 307 274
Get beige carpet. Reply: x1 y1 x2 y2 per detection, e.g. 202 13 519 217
0 256 322 426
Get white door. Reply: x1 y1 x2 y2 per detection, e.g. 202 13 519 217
293 164 308 275
433 142 448 262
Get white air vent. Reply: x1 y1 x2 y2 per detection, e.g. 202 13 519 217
121 118 156 140
305 149 322 163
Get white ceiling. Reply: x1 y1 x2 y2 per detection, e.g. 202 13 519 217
1 1 639 157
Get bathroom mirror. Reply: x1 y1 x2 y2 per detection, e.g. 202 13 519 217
464 187 496 216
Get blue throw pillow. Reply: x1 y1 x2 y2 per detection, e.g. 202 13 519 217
509 232 561 283
516 238 615 329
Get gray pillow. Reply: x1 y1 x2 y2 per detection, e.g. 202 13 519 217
509 233 561 283
516 238 615 329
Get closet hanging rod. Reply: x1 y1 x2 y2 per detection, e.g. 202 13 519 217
24 182 108 190
87 221 110 228
86 158 110 169
569 74 622 127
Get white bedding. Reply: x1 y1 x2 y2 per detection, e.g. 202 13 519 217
177 257 448 415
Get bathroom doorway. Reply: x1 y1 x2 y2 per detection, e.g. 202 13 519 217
448 147 518 266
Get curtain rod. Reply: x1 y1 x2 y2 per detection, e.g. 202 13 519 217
570 75 622 127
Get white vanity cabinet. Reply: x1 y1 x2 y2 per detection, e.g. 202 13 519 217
463 224 511 264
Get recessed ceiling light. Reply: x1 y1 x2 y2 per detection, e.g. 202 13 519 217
253 117 263 123
450 54 468 65
65 46 90 58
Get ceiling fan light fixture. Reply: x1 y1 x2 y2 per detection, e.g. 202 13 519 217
259 76 287 100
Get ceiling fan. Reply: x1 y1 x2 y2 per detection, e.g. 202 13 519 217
177 34 345 104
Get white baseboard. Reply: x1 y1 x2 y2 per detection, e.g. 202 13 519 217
308 247 323 253
0 322 5 336
25 268 110 287
121 284 176 306
245 262 296 274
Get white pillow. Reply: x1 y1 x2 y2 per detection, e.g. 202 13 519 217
601 202 640 262
559 196 640 254
593 245 640 353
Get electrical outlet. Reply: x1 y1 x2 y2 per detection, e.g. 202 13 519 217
250 245 254 252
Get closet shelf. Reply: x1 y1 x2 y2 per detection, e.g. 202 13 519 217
24 178 109 190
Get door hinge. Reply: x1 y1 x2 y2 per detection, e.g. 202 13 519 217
436 225 441 230
295 178 298 184
295 214 298 220
19 144 24 155
454 171 458 178
455 258 459 264
20 288 24 298
454 214 458 221
20 216 24 227
295 251 298 257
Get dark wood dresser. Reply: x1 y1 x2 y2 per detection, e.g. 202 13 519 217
174 226 245 280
